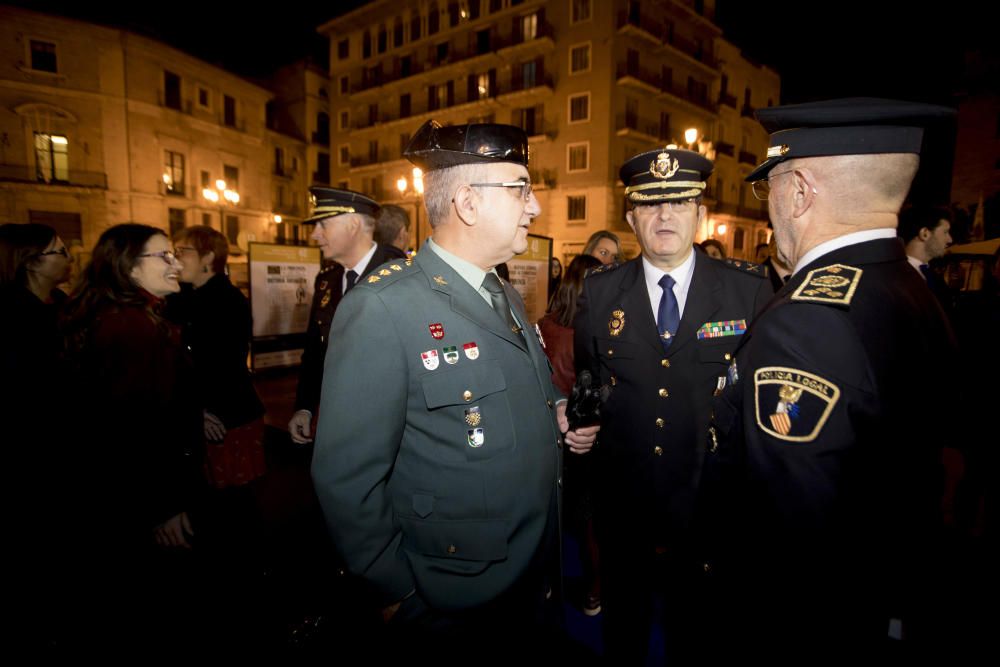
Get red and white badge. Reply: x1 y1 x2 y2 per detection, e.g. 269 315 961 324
429 323 445 339
420 349 439 370
463 342 479 360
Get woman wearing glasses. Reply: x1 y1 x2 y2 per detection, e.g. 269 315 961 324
166 225 266 489
61 223 210 648
1 223 73 645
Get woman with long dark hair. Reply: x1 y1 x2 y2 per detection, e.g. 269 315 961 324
61 223 208 648
538 253 604 616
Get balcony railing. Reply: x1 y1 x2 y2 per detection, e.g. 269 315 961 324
506 73 554 94
0 163 107 188
741 104 756 118
738 150 758 165
350 148 398 168
715 141 734 157
617 62 717 113
352 23 554 95
719 92 737 108
615 113 668 141
617 11 718 68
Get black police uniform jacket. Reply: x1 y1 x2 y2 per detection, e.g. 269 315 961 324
696 237 958 649
311 245 562 613
295 243 407 413
574 251 771 548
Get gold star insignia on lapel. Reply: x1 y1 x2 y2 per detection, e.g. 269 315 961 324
433 275 448 286
367 275 380 283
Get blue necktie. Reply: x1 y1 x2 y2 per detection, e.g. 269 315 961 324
657 274 680 350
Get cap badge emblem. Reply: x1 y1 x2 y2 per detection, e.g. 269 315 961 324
650 151 680 179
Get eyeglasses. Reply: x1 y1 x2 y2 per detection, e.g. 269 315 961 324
635 198 699 213
174 245 198 255
751 169 795 201
37 247 69 258
139 250 179 264
469 178 533 201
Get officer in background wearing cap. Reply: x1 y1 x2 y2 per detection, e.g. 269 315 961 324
695 98 960 656
310 121 598 657
288 187 406 444
573 147 771 663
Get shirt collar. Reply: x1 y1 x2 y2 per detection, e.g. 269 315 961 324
794 228 897 275
347 242 378 275
642 246 696 296
426 238 490 292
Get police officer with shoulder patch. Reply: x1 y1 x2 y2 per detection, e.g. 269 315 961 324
288 187 406 443
310 121 598 658
573 147 771 663
695 98 960 658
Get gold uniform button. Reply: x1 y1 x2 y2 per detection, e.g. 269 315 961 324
447 545 457 555
610 376 617 386
658 388 669 398
703 563 712 573
607 348 614 356
463 390 473 402
724 352 732 361
656 418 664 428
557 477 563 488
654 446 663 456
546 399 554 408
661 359 670 368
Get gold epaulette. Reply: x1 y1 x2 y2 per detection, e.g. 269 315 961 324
791 263 862 306
363 259 414 288
722 258 766 276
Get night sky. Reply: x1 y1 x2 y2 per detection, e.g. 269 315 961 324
9 0 991 104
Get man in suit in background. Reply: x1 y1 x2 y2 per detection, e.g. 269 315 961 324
899 205 954 310
573 147 771 663
289 187 406 443
311 120 598 658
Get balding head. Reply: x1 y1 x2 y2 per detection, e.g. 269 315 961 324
802 153 920 215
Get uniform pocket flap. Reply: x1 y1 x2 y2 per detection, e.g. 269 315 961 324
698 340 737 364
399 516 509 562
596 338 639 360
421 361 507 409
412 493 435 518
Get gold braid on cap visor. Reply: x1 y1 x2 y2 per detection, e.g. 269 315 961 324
312 205 356 215
625 180 706 202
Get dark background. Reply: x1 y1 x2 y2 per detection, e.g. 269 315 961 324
9 0 991 103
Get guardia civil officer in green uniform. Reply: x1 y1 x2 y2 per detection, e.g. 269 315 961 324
572 148 771 663
695 99 959 659
311 121 599 657
288 187 405 443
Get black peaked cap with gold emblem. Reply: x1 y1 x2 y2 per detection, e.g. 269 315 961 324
306 186 380 224
621 147 713 204
746 97 956 182
403 120 529 172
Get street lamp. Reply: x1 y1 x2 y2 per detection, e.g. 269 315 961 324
396 167 424 251
202 178 240 233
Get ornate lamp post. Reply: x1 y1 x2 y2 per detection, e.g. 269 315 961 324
202 178 240 233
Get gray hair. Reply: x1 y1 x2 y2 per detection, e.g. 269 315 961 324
422 163 491 227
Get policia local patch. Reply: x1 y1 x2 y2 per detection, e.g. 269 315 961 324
754 367 841 443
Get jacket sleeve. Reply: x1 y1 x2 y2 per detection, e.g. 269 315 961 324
310 288 413 605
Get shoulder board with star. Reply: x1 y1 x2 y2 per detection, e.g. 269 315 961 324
721 258 766 277
360 258 416 290
585 262 621 278
791 263 862 307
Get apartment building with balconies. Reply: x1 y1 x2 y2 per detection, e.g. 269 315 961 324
319 0 779 261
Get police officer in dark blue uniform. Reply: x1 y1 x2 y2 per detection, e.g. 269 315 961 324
289 187 406 443
696 98 959 659
573 148 771 663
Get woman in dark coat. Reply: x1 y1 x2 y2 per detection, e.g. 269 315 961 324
0 223 72 647
167 225 266 489
60 223 208 649
537 254 604 616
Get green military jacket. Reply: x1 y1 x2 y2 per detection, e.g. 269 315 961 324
311 243 563 611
